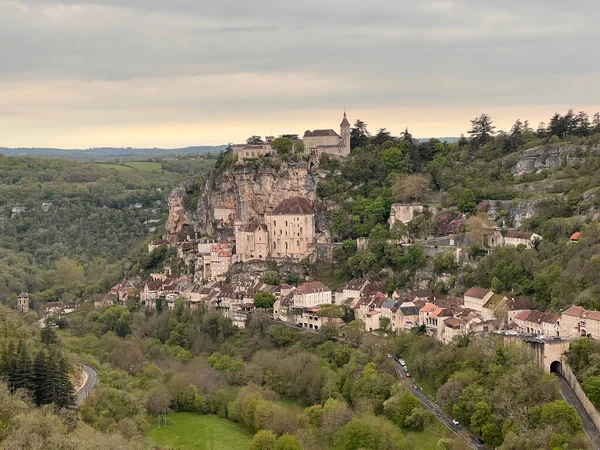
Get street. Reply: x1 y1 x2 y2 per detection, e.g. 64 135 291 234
557 375 600 450
394 363 487 450
75 363 99 407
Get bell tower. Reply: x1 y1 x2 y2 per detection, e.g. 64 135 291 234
340 111 351 156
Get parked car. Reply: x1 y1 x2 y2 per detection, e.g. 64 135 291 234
413 384 419 390
405 372 411 377
399 359 406 366
452 419 459 426
403 366 409 372
475 437 484 444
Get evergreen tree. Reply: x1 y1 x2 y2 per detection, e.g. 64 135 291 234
350 120 369 150
468 114 496 148
14 340 34 394
50 351 75 409
33 350 49 405
1 342 17 392
41 321 58 346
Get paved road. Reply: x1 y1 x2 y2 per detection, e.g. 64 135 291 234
394 363 487 450
75 363 99 407
557 375 600 450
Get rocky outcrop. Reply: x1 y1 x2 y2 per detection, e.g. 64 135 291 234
167 160 317 240
485 199 541 228
165 186 192 243
512 144 600 175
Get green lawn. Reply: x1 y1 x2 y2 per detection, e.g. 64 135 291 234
125 161 164 171
146 413 253 450
404 421 452 450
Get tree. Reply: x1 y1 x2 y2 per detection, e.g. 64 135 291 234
40 322 58 345
33 350 48 405
379 317 390 331
457 189 477 214
271 137 294 157
275 434 302 450
254 292 276 309
394 392 420 426
373 128 393 147
393 174 432 203
468 114 495 147
147 387 172 428
247 136 264 145
346 320 365 346
404 406 431 431
390 221 408 241
250 430 277 450
264 271 280 285
351 120 369 150
13 341 34 393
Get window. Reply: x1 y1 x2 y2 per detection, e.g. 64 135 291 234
285 242 288 250
285 221 288 226
296 240 300 247
273 242 277 249
274 221 276 226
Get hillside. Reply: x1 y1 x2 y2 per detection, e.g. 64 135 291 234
0 155 214 307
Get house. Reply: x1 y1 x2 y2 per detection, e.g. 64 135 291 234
45 302 63 316
91 293 117 309
503 231 541 249
17 292 29 313
234 222 269 262
199 243 234 281
515 310 560 337
148 238 170 253
64 302 78 314
232 141 274 162
442 318 466 344
338 278 370 307
561 305 600 339
419 303 453 338
355 291 389 332
296 306 343 331
110 280 137 303
265 197 316 260
381 300 421 334
292 282 332 308
483 294 534 328
463 287 494 312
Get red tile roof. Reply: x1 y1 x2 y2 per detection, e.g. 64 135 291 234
304 129 340 138
517 309 559 324
505 231 533 240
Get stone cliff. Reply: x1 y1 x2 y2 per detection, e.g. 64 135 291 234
512 144 600 175
166 161 317 240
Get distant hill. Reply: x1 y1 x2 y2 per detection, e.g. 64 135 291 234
0 145 227 160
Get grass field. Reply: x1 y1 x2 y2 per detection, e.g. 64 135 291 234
94 163 134 171
146 413 253 450
404 420 453 450
124 161 164 171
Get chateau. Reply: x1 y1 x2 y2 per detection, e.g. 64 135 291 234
235 197 316 262
232 112 351 162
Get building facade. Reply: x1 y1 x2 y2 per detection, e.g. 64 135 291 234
264 197 316 260
303 113 351 159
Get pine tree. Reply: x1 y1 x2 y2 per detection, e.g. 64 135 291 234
33 350 49 405
13 340 34 394
41 322 58 345
47 350 75 409
2 342 17 392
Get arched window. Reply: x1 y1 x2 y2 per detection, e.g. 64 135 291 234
285 242 288 250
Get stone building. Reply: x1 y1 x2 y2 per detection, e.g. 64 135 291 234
303 112 351 159
515 310 560 337
214 203 236 226
265 197 316 260
389 204 424 226
17 292 29 313
463 287 493 312
234 222 269 262
561 305 600 339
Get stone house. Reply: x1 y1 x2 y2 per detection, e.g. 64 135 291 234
234 222 269 262
503 231 541 249
515 310 560 337
381 300 421 334
148 238 170 253
291 282 332 308
561 305 600 339
233 142 273 162
296 307 343 331
45 302 63 316
338 278 370 307
419 303 453 338
199 243 234 281
110 280 137 303
463 287 494 312
355 291 389 332
482 294 534 327
91 293 117 309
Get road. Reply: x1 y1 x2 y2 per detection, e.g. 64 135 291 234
75 363 99 407
394 363 487 450
557 375 600 450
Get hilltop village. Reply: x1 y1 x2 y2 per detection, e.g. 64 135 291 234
77 113 600 346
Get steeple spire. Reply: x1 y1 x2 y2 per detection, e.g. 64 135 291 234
340 110 350 127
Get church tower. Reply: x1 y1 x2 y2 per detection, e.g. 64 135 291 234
340 111 351 156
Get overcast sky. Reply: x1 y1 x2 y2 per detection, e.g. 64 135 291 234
1 0 599 148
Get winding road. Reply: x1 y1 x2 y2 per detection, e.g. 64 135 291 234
75 363 99 407
394 363 487 450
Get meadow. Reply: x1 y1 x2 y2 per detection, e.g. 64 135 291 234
146 413 253 450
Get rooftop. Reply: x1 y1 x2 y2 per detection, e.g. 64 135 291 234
464 287 492 299
297 281 330 295
304 129 340 138
270 197 315 215
505 230 534 240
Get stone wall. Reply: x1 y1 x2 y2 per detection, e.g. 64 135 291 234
390 204 424 225
561 362 600 432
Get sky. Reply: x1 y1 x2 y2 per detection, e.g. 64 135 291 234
1 0 599 149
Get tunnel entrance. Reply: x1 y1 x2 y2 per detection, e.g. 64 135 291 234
550 360 563 376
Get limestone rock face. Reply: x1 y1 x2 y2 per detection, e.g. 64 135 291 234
166 161 317 240
512 144 600 175
165 186 191 243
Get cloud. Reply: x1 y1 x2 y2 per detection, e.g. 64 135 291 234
0 0 599 147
